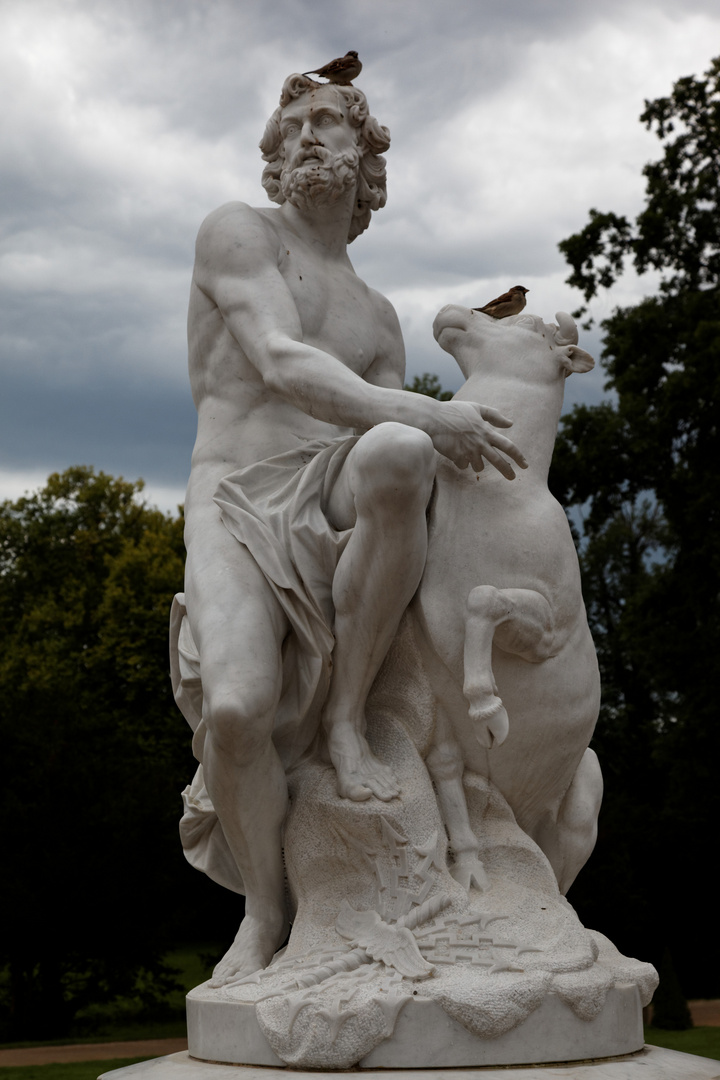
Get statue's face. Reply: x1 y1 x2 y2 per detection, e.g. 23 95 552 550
278 88 357 170
277 88 360 212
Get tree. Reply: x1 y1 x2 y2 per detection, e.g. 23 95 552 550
405 373 453 399
560 57 720 302
551 57 720 995
0 468 196 1038
651 949 693 1031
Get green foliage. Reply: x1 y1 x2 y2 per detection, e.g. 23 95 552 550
67 944 217 1040
559 56 720 304
652 950 693 1030
553 58 720 995
644 1026 720 1060
404 373 453 400
0 468 193 1040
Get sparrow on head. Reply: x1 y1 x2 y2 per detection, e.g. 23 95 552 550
473 286 529 319
302 51 362 85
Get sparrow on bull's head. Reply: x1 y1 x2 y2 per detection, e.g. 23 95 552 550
473 286 529 319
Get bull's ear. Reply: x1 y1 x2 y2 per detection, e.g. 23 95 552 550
559 344 594 375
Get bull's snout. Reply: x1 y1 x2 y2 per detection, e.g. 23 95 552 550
433 303 473 343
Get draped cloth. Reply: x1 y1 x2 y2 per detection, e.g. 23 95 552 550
171 436 358 895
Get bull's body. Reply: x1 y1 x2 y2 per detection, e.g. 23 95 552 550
413 307 602 894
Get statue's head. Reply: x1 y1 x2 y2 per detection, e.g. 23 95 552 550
260 74 390 243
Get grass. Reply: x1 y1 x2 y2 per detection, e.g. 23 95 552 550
645 1024 720 1060
0 1059 150 1080
0 945 222 1050
0 1025 186 1053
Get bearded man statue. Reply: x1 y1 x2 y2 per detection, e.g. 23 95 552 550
173 72 524 987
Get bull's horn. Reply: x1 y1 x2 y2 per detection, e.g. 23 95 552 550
554 311 579 346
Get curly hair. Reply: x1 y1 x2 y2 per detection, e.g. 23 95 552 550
259 74 390 243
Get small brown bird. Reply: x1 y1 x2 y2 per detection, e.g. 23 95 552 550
303 51 362 85
473 285 529 319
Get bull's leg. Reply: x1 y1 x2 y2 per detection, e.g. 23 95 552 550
533 747 603 894
464 585 556 748
426 703 489 893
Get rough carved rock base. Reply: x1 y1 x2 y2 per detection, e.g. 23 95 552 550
186 703 656 1070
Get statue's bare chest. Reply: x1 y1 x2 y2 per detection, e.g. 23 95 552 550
278 245 378 375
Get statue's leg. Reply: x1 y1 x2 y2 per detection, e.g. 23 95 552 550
426 702 489 892
185 519 290 985
463 585 556 747
322 423 436 801
532 747 603 894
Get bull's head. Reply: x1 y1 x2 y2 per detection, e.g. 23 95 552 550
433 305 594 382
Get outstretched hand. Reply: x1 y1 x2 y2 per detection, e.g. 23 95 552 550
429 400 528 477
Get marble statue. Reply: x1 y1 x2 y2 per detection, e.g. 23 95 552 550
415 305 603 897
168 72 659 1071
171 72 525 984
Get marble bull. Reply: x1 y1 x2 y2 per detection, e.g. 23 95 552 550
412 306 603 896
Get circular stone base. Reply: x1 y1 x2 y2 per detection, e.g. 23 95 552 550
100 1046 720 1080
187 983 644 1069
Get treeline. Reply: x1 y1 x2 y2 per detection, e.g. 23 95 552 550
0 468 239 1040
550 56 720 1000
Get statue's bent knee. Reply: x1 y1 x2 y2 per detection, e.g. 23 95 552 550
204 692 276 761
354 424 435 504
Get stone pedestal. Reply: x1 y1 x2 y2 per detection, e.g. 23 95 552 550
99 1046 720 1080
187 984 645 1068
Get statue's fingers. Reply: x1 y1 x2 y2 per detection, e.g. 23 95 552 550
467 450 492 475
482 449 516 480
477 405 513 428
490 434 528 469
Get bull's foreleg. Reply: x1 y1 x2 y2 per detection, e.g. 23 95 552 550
426 704 489 893
463 585 556 748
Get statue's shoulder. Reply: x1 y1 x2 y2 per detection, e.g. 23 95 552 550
367 285 399 319
195 202 281 263
366 285 402 338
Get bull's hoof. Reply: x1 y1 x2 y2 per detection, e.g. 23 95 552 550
468 696 510 748
450 850 490 893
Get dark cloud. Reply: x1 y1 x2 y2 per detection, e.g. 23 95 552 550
0 360 195 486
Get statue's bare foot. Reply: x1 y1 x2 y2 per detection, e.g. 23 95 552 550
326 720 400 802
208 908 288 988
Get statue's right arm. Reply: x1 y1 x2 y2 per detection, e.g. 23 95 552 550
194 205 527 478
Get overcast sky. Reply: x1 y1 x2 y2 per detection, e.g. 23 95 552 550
2 0 718 512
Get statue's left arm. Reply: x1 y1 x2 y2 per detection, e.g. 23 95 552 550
361 290 405 393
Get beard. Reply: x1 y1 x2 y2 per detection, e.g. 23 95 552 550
280 144 360 211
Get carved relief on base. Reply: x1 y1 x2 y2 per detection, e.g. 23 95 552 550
187 706 656 1070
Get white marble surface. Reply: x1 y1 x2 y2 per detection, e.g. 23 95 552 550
99 1047 720 1080
174 71 529 994
416 306 600 897
169 70 657 1071
188 985 645 1069
185 731 655 1068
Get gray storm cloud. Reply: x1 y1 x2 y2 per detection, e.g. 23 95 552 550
1 0 717 508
